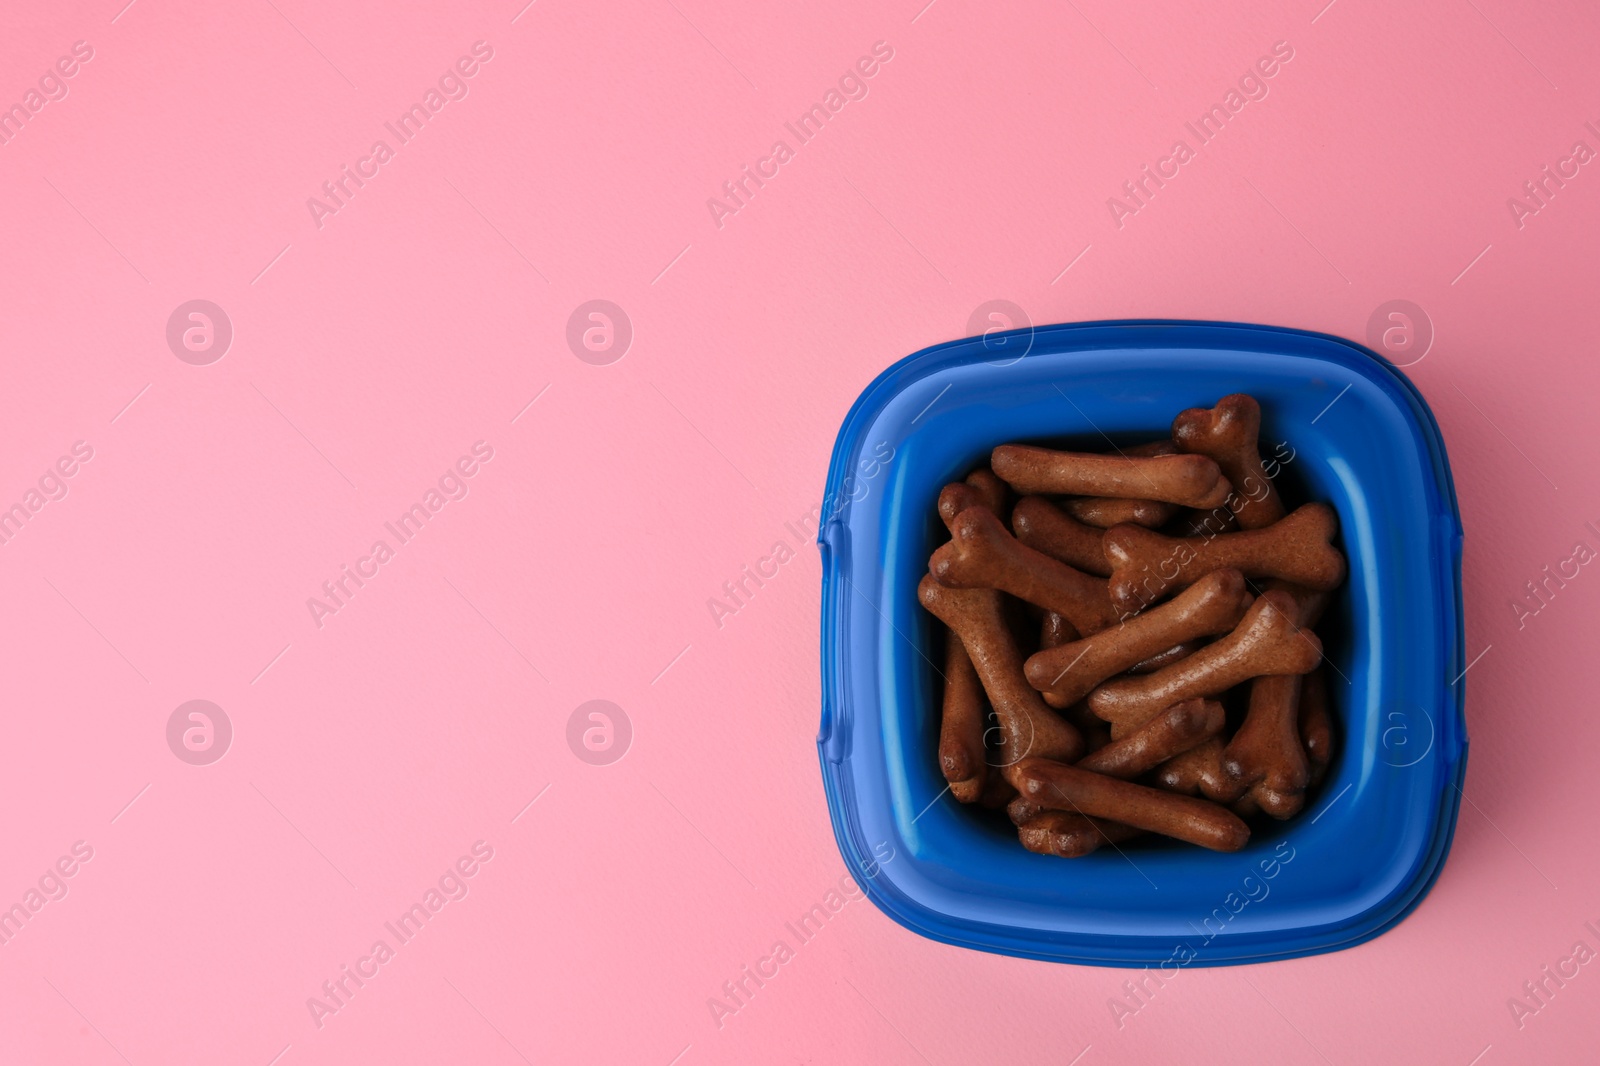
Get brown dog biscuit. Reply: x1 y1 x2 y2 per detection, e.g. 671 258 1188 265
933 471 1011 802
1018 811 1088 855
1088 590 1323 736
1025 569 1252 707
1104 502 1346 614
938 462 1009 538
1172 394 1286 529
930 507 1121 636
1076 699 1224 779
938 484 989 532
1263 578 1332 629
1247 783 1301 819
1129 640 1203 674
1218 581 1333 816
1153 737 1246 802
1039 611 1077 652
1012 496 1112 576
1223 673 1308 819
1010 758 1250 852
938 633 989 803
938 469 1008 530
1299 666 1333 788
991 445 1233 509
980 703 1021 809
1168 505 1239 539
1065 496 1179 530
919 575 1084 765
965 467 1008 510
1018 811 1141 857
1008 794 1047 827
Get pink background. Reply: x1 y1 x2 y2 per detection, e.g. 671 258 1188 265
2 0 1596 1062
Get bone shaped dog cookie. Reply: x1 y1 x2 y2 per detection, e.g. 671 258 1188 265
1104 502 1346 614
1039 611 1078 652
1264 577 1332 630
1024 568 1252 707
1153 737 1245 803
938 635 988 803
931 506 1121 636
1225 674 1308 818
938 469 1009 531
919 575 1084 765
1012 496 1112 577
1017 810 1141 858
991 444 1234 509
1075 698 1224 780
1066 496 1178 530
1299 666 1333 788
1169 504 1239 539
1221 581 1332 818
930 472 1013 801
1056 444 1184 530
1129 641 1203 674
1088 590 1322 736
1010 758 1250 851
1172 393 1286 529
1007 794 1047 827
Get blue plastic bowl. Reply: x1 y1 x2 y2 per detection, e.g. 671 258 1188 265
817 320 1467 967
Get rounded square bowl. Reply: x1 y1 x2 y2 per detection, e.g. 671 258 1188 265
817 320 1467 967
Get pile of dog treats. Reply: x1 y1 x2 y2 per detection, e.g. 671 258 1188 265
919 394 1344 855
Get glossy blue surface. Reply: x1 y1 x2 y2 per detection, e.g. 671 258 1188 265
817 321 1466 967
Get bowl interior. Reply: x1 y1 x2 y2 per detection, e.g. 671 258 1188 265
819 323 1465 965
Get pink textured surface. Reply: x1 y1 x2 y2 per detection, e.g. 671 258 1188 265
1 1 1596 1063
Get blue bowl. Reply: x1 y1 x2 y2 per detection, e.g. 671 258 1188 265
817 320 1467 967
